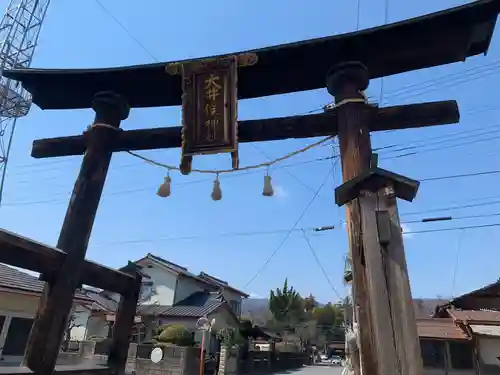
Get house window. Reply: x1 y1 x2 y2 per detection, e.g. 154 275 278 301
230 300 241 315
420 339 446 368
131 323 146 344
448 341 474 370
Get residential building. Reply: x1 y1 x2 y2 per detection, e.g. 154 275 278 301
0 263 92 364
417 280 500 375
84 253 248 344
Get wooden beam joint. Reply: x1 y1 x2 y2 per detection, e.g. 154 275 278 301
335 167 420 207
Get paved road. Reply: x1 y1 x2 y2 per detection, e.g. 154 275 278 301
287 365 344 375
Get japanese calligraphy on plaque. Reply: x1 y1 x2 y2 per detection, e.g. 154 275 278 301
166 53 258 175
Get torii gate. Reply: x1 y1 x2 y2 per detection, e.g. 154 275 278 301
0 1 499 375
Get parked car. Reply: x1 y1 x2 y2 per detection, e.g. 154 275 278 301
330 356 342 365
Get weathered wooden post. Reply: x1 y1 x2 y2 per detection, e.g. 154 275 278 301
326 61 378 375
107 266 142 375
328 62 424 375
23 91 132 374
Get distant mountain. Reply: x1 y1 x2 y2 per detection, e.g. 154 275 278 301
242 298 270 325
241 297 448 324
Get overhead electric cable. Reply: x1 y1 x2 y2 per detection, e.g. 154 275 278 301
93 0 159 61
403 223 500 234
302 229 343 300
245 164 337 288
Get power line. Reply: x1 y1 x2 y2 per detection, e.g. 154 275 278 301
93 0 158 62
381 135 500 160
401 199 500 217
92 0 500 133
92 226 333 247
403 212 500 224
451 229 465 298
302 229 343 300
245 164 337 288
375 123 500 154
6 162 500 208
87 211 500 247
419 169 500 182
403 222 500 235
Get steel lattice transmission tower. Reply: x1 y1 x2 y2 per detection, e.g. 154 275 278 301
0 0 50 205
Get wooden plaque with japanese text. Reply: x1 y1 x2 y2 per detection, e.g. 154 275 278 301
180 56 238 156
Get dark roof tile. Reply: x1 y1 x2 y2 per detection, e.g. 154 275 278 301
448 309 500 324
417 318 469 340
161 291 224 318
0 263 90 301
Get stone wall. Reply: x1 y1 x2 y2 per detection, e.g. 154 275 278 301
59 341 307 375
218 347 308 375
135 346 199 375
59 341 199 375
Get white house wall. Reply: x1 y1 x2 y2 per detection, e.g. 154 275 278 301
135 260 178 306
478 336 500 365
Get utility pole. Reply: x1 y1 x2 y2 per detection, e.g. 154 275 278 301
327 61 423 375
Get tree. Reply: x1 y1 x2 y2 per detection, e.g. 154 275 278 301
312 303 343 342
303 294 318 313
269 278 304 330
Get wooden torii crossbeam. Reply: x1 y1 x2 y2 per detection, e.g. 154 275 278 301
2 2 498 375
30 101 458 158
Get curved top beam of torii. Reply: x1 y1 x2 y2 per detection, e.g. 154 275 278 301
3 0 500 110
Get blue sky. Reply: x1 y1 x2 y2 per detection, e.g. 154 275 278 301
1 0 499 303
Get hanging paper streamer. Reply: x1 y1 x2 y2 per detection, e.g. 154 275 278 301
262 174 274 197
157 175 171 198
211 175 222 201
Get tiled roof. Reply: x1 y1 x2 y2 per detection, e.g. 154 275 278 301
138 304 171 316
0 263 91 301
143 254 248 297
161 291 225 318
198 272 249 297
86 290 119 312
417 318 469 341
448 309 500 324
86 290 170 315
448 281 500 310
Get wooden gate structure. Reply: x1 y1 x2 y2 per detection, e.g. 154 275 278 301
0 1 499 375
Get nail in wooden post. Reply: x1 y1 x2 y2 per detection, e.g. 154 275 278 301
326 61 378 375
23 91 130 374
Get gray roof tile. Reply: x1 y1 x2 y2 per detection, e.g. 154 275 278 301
0 263 90 301
161 291 225 318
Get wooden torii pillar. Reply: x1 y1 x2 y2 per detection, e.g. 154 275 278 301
12 92 144 375
327 61 426 375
